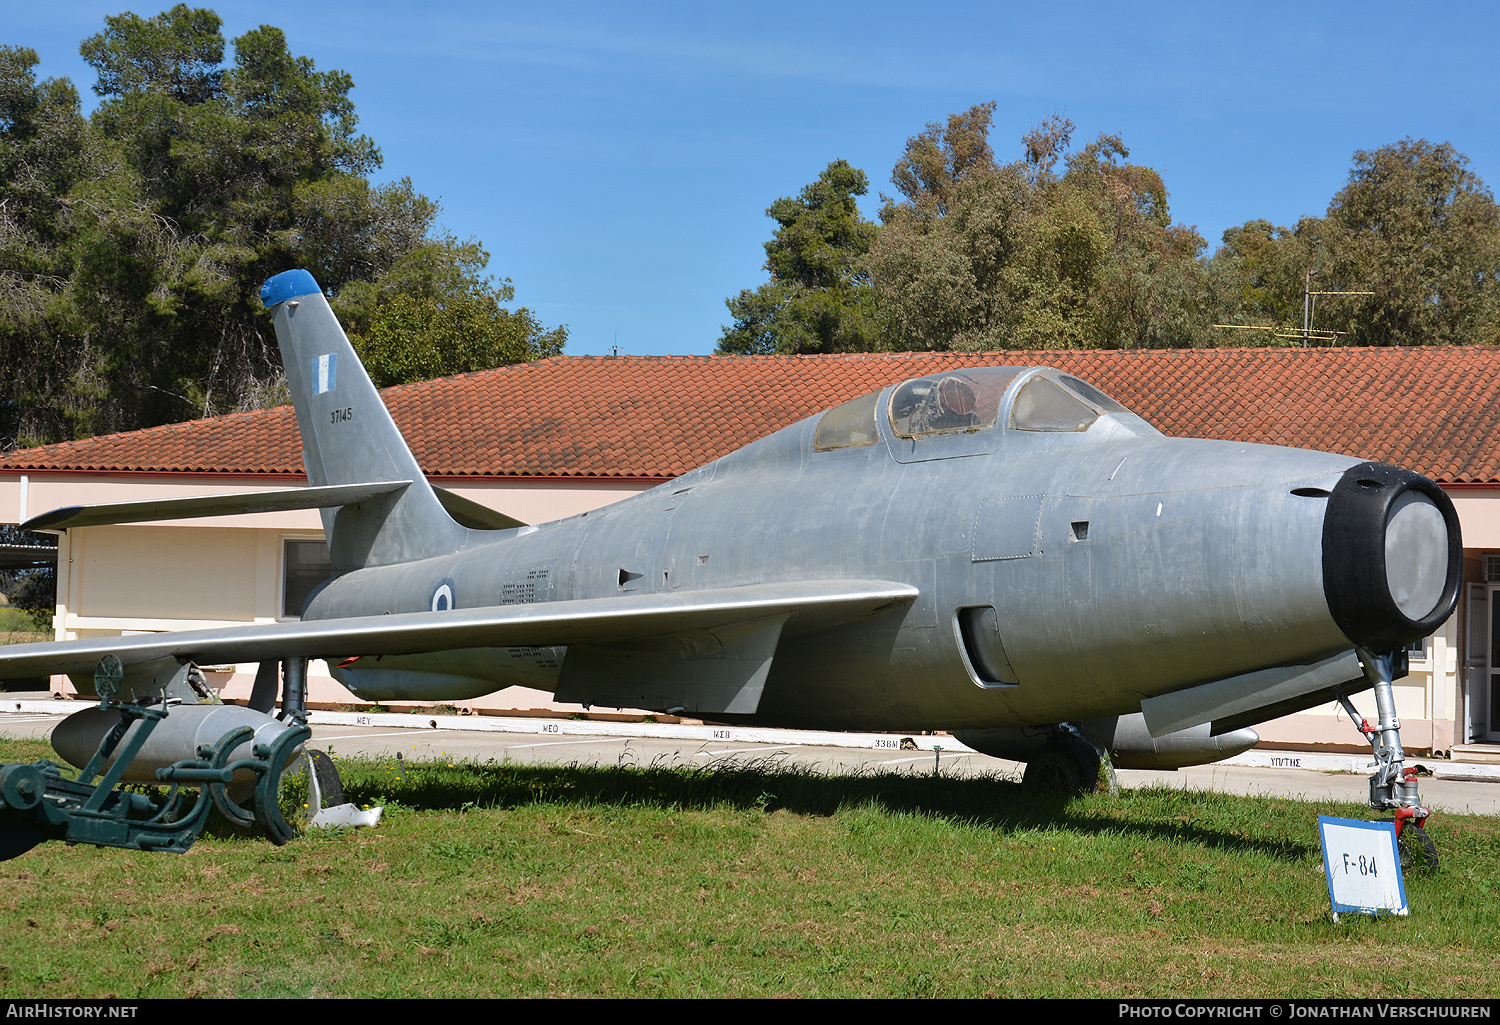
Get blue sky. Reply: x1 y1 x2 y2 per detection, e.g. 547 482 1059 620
7 2 1499 355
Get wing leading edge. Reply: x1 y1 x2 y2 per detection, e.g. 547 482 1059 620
0 580 918 684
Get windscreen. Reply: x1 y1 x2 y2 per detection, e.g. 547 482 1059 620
1058 374 1131 414
814 391 881 451
1011 377 1099 432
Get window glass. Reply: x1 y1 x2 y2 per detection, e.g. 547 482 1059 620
283 538 333 618
814 391 880 451
1011 377 1099 432
1058 374 1129 413
888 369 1018 438
1468 584 1487 663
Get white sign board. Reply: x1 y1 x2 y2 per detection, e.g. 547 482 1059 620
1318 815 1408 919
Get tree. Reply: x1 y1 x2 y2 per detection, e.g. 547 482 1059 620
868 105 1213 350
0 47 96 443
717 159 883 354
1209 140 1500 346
350 271 565 388
0 7 565 447
887 101 998 216
1327 140 1500 345
1062 132 1213 349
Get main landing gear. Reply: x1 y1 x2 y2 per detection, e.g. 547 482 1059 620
1021 725 1117 797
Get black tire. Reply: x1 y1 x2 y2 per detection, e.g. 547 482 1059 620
1023 748 1089 795
1399 823 1439 877
309 749 344 808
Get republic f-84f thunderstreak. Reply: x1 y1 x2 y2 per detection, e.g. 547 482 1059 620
0 269 1461 861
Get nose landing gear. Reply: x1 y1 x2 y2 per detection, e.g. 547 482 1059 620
1338 648 1438 876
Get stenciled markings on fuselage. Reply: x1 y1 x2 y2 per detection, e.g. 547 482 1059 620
507 646 561 671
330 406 353 424
500 566 551 605
500 567 560 671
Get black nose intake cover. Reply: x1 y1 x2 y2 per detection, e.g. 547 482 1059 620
1322 462 1461 653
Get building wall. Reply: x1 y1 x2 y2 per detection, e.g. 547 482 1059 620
69 525 264 623
0 473 654 708
1448 491 1500 548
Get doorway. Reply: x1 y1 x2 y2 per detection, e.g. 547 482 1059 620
1470 581 1500 743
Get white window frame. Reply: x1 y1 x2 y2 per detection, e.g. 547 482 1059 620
279 535 332 621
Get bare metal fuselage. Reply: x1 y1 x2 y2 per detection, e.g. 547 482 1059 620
311 371 1358 732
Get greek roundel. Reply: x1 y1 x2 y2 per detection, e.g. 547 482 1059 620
430 580 455 612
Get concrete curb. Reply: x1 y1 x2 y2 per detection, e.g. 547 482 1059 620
0 699 976 755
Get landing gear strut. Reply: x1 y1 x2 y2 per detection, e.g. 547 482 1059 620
1337 648 1438 875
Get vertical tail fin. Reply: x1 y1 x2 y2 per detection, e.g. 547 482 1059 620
261 270 467 570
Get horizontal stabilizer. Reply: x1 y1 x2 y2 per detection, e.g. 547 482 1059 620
23 481 413 531
0 580 918 686
1140 650 1365 737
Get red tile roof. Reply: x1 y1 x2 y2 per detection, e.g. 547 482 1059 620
3 348 1499 483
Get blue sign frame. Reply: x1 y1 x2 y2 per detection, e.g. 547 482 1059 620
1318 815 1408 918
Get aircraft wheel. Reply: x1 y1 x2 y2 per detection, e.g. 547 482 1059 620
1399 824 1439 877
267 747 345 836
1023 747 1090 795
309 749 344 807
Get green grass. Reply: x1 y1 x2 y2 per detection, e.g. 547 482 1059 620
1 736 1497 998
0 606 46 637
0 606 51 686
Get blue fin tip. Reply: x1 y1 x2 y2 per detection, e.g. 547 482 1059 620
260 269 321 308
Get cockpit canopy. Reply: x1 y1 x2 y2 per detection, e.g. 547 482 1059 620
889 369 1018 437
812 367 1137 452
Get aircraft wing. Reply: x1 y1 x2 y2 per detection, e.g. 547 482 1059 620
0 580 918 680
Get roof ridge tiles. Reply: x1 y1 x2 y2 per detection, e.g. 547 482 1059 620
1 348 1498 483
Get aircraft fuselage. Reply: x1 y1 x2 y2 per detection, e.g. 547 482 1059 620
307 368 1399 732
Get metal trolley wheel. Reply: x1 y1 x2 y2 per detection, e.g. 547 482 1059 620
269 748 345 833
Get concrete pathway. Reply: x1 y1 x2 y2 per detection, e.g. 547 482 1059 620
5 696 1499 816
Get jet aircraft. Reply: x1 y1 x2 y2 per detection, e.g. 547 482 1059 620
0 269 1462 861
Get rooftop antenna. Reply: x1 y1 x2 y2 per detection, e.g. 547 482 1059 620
1216 250 1372 346
608 326 620 357
1304 253 1373 347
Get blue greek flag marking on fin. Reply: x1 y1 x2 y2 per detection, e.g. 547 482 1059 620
312 353 337 395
